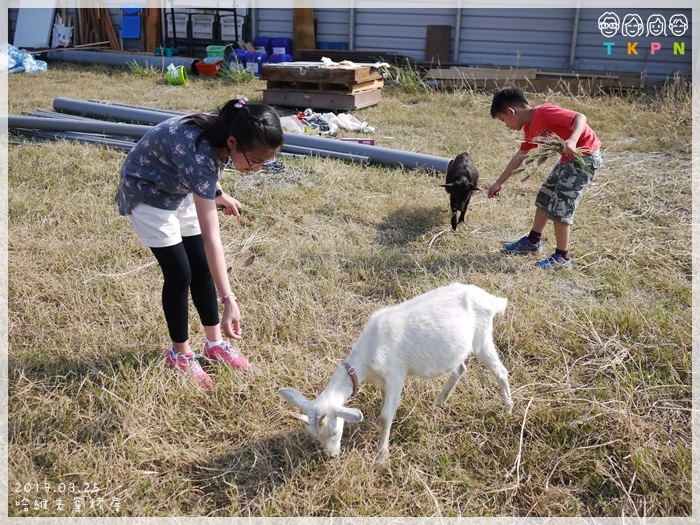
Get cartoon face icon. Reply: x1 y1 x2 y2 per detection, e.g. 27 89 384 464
598 12 620 37
646 14 667 36
621 14 644 37
669 14 688 37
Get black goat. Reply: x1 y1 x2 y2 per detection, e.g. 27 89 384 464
442 152 480 231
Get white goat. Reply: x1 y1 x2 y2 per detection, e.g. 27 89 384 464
278 283 513 461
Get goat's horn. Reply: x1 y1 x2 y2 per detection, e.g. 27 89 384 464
318 413 327 427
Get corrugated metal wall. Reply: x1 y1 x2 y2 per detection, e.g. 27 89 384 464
254 7 691 81
573 9 692 79
457 9 576 69
7 7 691 81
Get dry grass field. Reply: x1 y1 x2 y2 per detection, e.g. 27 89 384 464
5 63 692 518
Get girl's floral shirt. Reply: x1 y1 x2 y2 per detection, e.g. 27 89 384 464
115 116 224 215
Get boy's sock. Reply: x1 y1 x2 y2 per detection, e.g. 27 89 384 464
526 230 542 245
555 248 570 260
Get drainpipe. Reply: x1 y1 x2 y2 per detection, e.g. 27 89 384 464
453 6 462 63
283 144 369 164
47 99 454 172
8 115 153 138
53 98 175 125
569 8 581 69
349 3 355 50
45 48 200 72
283 133 452 172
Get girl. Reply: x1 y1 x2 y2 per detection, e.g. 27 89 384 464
115 97 283 388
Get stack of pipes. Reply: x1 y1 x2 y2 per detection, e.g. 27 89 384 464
8 98 453 173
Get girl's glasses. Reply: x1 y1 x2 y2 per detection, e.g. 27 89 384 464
242 150 275 169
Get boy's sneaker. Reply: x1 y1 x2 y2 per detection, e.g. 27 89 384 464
203 341 251 371
164 348 215 389
504 235 542 254
536 253 573 270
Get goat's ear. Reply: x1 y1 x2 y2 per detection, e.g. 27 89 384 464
278 387 310 410
336 407 363 423
288 411 310 424
441 183 453 188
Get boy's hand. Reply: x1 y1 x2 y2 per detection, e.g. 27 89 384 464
562 139 577 156
488 182 502 198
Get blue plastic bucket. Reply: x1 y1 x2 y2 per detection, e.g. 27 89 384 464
269 53 292 64
252 37 272 55
245 51 268 76
270 37 292 56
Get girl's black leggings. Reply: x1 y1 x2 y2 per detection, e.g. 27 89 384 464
150 234 219 343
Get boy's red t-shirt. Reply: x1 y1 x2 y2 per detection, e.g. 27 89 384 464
521 103 601 162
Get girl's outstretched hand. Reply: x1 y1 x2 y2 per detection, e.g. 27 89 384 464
221 300 242 339
218 194 242 217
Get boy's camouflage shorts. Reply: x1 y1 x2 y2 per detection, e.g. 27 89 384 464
534 150 603 224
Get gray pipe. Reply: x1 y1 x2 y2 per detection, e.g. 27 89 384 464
282 144 369 164
453 8 462 63
15 129 137 152
47 99 452 172
569 8 581 68
45 48 200 73
53 98 176 125
88 100 185 115
283 133 452 172
8 115 153 139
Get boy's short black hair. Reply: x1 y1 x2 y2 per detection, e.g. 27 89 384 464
490 87 529 118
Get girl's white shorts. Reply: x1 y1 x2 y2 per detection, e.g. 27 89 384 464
128 194 201 248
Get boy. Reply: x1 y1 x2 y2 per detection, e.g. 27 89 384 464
488 87 602 269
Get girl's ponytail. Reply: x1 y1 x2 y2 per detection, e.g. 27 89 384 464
185 96 283 152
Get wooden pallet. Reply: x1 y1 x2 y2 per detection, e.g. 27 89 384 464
261 62 383 84
261 61 384 110
265 77 383 94
262 88 382 110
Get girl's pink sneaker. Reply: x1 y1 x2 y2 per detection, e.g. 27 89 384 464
203 341 251 371
164 348 215 389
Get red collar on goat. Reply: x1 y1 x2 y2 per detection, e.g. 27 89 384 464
342 361 359 397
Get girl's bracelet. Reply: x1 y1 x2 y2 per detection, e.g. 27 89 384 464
220 293 236 304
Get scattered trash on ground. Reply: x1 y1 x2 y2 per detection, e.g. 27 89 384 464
281 108 375 136
1 43 48 73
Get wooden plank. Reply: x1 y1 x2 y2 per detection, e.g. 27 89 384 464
99 8 120 50
425 25 451 63
426 75 639 94
144 8 161 53
265 78 383 94
293 8 315 57
425 67 538 80
263 88 382 110
261 63 382 84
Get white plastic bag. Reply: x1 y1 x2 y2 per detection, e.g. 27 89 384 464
280 115 305 133
51 23 73 48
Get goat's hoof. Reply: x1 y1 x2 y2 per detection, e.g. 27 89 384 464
373 449 390 467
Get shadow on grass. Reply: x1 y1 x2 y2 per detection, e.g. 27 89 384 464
182 427 371 515
376 204 446 247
